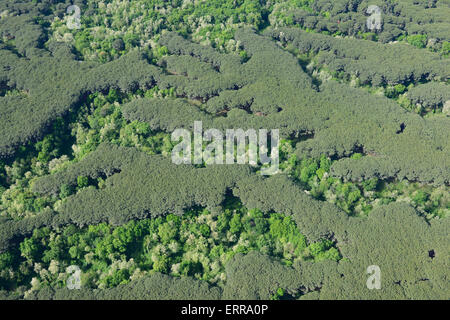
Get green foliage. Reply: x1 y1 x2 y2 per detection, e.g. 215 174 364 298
385 84 406 99
442 41 450 56
0 44 162 159
350 153 363 160
268 213 307 259
279 147 448 218
269 28 448 87
407 82 450 113
305 239 340 262
77 176 89 189
361 32 378 41
35 118 71 164
412 190 428 206
296 158 318 186
19 238 39 261
48 0 267 62
270 0 449 46
361 178 379 192
59 184 73 199
1 202 339 292
229 213 243 234
270 287 285 300
406 34 427 49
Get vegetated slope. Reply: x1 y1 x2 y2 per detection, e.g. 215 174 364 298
25 272 223 300
407 82 450 111
0 0 449 300
43 0 450 64
266 27 449 86
0 16 162 157
270 0 450 46
2 16 448 184
0 144 445 299
122 29 450 185
35 144 253 227
4 152 449 299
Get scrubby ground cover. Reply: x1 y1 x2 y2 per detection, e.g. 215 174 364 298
0 0 449 300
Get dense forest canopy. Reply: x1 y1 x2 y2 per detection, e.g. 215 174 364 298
0 0 448 300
